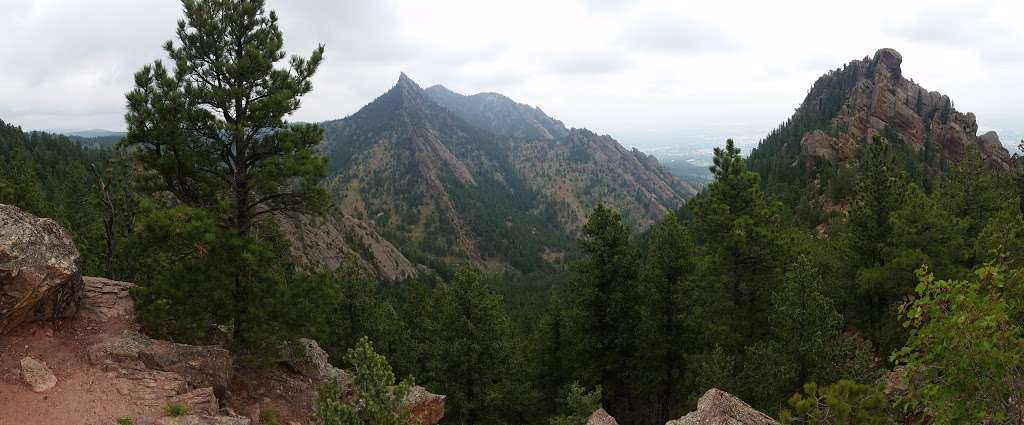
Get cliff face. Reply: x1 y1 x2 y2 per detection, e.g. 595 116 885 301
749 48 1012 196
320 74 692 272
277 212 421 282
799 48 1010 168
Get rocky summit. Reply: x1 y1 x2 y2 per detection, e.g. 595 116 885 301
748 48 1012 196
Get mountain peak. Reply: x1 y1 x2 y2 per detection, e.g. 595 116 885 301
395 72 421 91
872 48 903 79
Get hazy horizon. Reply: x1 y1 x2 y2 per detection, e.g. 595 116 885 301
3 0 1022 153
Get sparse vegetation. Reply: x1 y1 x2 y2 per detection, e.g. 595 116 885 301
164 403 189 417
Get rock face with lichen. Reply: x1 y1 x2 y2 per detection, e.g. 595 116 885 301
0 203 83 335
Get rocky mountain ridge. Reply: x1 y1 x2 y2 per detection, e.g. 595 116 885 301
424 84 570 140
749 48 1012 195
318 74 694 272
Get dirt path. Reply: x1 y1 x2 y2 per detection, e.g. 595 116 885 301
0 316 163 425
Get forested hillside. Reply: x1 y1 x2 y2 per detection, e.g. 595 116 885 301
2 2 1024 423
0 120 117 275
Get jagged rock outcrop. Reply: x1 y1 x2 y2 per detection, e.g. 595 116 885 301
587 407 621 425
800 48 1009 169
750 49 1013 199
0 203 83 334
20 356 57 392
667 389 779 425
279 212 420 282
402 386 447 425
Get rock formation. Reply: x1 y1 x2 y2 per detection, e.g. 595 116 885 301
402 386 447 425
587 407 621 425
78 276 135 321
796 48 1010 169
278 212 420 282
0 203 83 334
20 356 57 392
667 389 779 425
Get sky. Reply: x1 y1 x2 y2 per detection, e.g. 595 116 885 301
1 0 1021 154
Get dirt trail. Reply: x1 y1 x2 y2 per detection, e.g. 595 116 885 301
0 315 162 425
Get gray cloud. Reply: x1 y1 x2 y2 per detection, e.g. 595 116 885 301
886 6 1024 63
622 14 737 54
0 0 1021 149
543 51 631 75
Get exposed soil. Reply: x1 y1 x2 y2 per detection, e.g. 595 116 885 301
0 314 161 425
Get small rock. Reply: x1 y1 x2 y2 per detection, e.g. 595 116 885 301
20 356 57 392
586 408 619 425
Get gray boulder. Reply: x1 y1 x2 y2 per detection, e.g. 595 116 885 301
0 204 83 334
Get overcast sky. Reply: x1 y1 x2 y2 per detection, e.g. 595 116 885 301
1 0 1021 152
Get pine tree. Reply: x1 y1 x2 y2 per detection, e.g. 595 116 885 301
419 266 521 425
122 0 329 349
317 336 412 425
564 204 639 417
123 0 328 235
634 213 697 422
688 139 787 351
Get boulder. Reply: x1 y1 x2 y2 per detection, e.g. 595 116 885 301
402 385 447 425
87 330 150 365
78 276 135 322
140 339 233 391
20 356 57 392
169 387 221 416
586 407 620 425
87 330 232 391
667 389 779 425
284 337 341 381
0 203 83 334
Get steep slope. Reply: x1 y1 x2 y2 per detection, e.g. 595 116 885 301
508 129 696 232
424 85 570 140
277 211 421 282
321 75 692 272
748 48 1011 198
321 74 571 272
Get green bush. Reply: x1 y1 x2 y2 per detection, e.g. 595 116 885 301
164 403 189 417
